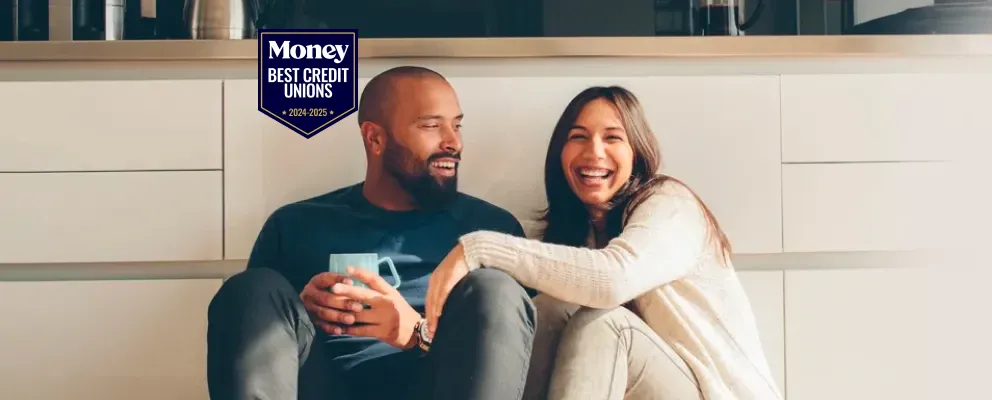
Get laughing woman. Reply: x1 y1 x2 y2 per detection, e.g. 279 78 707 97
425 86 783 400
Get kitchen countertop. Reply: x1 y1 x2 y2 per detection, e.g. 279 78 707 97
1 35 992 62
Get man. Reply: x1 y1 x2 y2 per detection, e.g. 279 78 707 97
206 66 537 400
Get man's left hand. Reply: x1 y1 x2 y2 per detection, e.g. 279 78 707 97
332 266 422 350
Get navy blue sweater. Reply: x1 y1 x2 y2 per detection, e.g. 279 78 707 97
245 182 525 370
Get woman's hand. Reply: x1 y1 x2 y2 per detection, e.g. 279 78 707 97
425 243 471 336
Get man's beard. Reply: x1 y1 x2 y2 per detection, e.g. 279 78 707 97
382 142 459 210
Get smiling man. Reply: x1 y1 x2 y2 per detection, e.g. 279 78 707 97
205 66 537 400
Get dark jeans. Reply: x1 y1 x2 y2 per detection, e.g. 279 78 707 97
206 267 537 400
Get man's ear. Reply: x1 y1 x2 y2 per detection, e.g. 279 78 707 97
360 121 386 156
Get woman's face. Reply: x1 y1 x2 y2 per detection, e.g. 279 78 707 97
560 98 635 209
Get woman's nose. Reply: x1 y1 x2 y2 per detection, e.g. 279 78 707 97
584 138 607 159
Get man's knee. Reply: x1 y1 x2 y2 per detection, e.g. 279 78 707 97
208 267 297 321
447 268 537 330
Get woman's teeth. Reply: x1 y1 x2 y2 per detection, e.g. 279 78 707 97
577 168 613 184
579 168 610 177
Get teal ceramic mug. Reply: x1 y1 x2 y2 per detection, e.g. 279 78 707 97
328 253 401 289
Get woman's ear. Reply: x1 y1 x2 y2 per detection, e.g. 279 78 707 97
360 122 386 156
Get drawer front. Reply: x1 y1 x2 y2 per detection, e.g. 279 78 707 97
782 162 956 253
781 73 990 163
0 171 223 263
0 279 220 400
785 268 990 400
0 80 222 172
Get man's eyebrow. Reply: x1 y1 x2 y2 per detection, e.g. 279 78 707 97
416 114 464 120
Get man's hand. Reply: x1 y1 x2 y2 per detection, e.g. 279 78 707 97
331 266 422 350
300 272 365 335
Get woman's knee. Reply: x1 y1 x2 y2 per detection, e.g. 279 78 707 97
533 295 581 328
565 307 642 336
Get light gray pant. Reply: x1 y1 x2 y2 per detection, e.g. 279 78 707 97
524 295 704 400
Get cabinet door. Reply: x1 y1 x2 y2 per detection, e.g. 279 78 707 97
0 279 221 400
784 267 990 400
0 80 222 172
782 162 956 253
737 270 786 393
637 76 782 254
223 76 783 258
0 171 223 263
781 73 991 163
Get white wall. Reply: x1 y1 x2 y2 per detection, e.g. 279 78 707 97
0 57 989 399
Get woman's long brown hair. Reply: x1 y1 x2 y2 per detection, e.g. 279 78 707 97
536 86 732 263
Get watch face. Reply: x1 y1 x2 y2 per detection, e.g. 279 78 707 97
419 321 432 344
417 321 432 351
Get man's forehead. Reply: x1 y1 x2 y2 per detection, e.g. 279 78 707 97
391 79 461 117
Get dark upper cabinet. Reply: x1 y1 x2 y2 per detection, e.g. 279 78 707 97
279 0 992 37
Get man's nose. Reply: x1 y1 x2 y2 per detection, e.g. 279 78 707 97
440 126 462 153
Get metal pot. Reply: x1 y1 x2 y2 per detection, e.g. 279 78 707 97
183 0 256 39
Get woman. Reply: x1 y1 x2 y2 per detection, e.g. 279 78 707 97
425 86 783 400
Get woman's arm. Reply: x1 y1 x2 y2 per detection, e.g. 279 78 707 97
459 181 711 308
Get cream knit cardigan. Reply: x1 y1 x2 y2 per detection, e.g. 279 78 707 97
458 180 784 400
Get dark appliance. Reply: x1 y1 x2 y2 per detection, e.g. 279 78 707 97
654 0 693 36
1 0 13 40
693 0 764 36
846 1 992 35
15 0 47 40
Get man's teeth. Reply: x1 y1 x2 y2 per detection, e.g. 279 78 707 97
432 161 457 169
579 168 611 177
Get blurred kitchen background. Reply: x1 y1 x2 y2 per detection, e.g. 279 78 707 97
2 0 992 41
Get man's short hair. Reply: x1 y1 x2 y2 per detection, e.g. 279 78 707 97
357 66 447 128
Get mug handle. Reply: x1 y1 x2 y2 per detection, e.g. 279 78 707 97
378 257 401 288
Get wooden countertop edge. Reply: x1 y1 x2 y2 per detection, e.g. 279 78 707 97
1 35 992 62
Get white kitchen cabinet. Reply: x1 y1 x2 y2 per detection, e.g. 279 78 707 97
635 76 782 254
784 267 990 400
223 76 783 259
737 270 786 394
782 162 956 253
0 80 223 172
0 171 223 263
0 278 221 400
781 73 991 163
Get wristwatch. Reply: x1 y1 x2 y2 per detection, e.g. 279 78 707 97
414 318 432 352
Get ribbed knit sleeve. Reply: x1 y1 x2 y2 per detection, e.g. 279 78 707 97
458 180 711 309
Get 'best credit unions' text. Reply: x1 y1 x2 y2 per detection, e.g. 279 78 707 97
265 41 351 99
